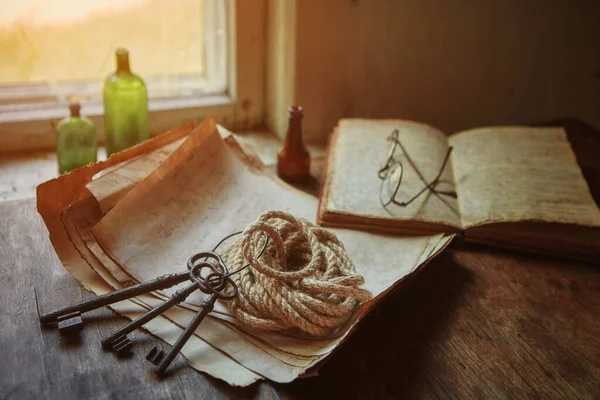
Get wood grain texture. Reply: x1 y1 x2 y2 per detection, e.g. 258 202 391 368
1 200 599 399
0 199 270 400
278 245 600 399
1 119 600 399
288 1 600 143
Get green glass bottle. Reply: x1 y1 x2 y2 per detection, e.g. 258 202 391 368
55 102 97 174
103 47 149 156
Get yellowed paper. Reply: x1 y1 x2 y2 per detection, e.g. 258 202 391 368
92 124 317 285
80 160 326 373
37 118 453 385
77 129 454 367
88 118 452 382
87 138 187 214
86 125 242 215
322 119 460 232
36 122 266 386
449 126 600 229
64 196 325 376
60 197 263 386
129 232 448 367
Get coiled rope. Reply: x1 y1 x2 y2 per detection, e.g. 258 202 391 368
221 210 372 337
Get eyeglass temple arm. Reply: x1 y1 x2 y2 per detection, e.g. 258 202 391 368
433 146 454 183
392 146 456 207
397 141 454 188
394 140 429 187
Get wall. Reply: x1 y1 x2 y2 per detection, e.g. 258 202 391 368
273 0 600 142
265 0 296 139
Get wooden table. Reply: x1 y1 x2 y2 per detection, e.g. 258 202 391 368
1 119 600 399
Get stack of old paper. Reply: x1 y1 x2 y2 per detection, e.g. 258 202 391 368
37 118 453 386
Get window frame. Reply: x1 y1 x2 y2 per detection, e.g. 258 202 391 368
0 0 266 153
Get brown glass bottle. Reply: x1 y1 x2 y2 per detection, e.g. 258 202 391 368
277 106 311 182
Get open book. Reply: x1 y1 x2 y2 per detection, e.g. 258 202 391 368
318 119 600 263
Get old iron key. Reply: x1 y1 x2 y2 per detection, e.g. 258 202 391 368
154 252 239 376
38 231 267 377
100 252 229 354
39 271 190 335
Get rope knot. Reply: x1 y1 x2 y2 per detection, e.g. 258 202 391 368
222 210 372 337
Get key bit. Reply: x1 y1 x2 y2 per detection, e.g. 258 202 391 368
57 312 84 334
34 234 269 379
111 335 133 357
105 334 129 351
102 334 128 352
146 346 164 365
100 252 230 356
100 283 200 350
115 346 132 358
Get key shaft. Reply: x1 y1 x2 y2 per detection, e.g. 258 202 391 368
155 293 218 376
39 271 189 325
101 282 199 349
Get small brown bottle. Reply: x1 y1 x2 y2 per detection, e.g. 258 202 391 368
277 106 311 182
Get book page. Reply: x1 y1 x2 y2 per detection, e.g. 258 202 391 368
449 126 600 230
323 119 461 231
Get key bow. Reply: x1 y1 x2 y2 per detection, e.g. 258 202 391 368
187 251 238 300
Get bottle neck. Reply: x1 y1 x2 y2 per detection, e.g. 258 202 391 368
287 118 304 146
116 52 131 73
69 104 81 118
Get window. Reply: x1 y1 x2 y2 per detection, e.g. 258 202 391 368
0 0 266 152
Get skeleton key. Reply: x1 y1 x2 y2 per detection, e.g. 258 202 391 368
39 271 190 333
100 280 200 353
154 256 239 376
99 252 228 349
37 232 267 377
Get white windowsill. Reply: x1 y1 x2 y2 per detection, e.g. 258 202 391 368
0 93 253 153
0 93 232 124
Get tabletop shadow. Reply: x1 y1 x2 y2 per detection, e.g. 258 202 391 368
275 250 474 399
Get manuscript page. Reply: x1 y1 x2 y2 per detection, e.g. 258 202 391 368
449 126 600 230
322 119 461 231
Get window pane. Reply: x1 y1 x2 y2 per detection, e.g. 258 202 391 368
0 0 226 100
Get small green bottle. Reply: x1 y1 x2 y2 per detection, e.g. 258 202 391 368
56 102 97 174
103 47 149 156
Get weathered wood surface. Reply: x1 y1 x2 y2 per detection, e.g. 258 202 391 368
279 244 600 399
0 199 281 400
1 198 599 399
2 118 600 399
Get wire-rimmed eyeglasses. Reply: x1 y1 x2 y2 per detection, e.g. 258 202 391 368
378 129 457 208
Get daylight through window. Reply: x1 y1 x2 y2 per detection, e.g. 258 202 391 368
0 0 227 105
